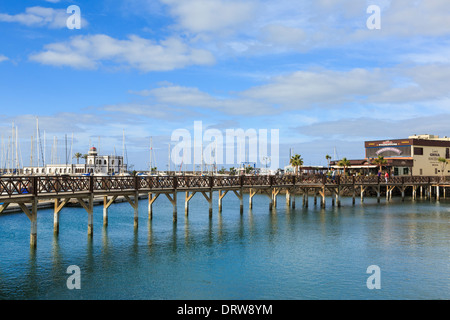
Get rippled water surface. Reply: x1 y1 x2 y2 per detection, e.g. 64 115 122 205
1 194 449 300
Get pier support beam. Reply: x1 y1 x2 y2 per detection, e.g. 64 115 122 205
76 195 94 238
148 192 159 221
232 188 244 213
0 202 10 214
103 195 118 227
320 187 326 208
286 189 291 208
249 188 257 209
401 186 406 202
54 198 70 235
302 188 309 208
201 191 213 217
272 188 280 208
124 192 139 228
164 192 177 222
218 190 226 212
360 186 366 203
185 191 196 216
18 199 38 248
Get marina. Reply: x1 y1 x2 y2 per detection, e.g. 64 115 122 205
2 0 449 302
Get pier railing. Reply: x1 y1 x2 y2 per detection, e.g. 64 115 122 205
0 174 449 198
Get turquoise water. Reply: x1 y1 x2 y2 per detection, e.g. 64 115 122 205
0 193 449 300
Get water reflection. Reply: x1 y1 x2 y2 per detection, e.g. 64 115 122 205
2 195 449 299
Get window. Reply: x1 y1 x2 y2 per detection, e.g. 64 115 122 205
403 168 409 175
435 168 438 175
414 147 423 155
446 148 450 159
420 168 423 175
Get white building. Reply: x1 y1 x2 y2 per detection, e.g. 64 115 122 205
23 147 127 175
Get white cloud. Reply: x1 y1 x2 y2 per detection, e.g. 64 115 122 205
129 84 273 116
296 114 450 141
241 68 390 109
29 34 215 71
123 62 450 117
0 6 86 29
154 0 450 57
161 0 257 34
382 0 450 37
0 54 9 63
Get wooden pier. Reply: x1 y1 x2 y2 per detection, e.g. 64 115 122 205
0 174 448 248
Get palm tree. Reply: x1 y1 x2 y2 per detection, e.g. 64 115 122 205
326 154 332 169
73 152 83 164
290 154 304 176
372 155 387 173
337 157 351 175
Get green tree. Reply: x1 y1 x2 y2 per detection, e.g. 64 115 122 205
229 167 237 176
372 155 387 173
218 167 226 174
325 154 332 169
245 165 254 174
82 154 88 163
290 154 304 176
73 152 83 164
337 157 351 175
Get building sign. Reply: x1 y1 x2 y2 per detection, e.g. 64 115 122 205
376 147 402 156
379 140 398 146
429 150 441 167
365 139 412 148
366 145 411 158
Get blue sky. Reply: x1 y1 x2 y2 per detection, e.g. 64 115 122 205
1 0 449 171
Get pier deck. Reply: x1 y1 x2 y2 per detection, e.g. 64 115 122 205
1 174 449 248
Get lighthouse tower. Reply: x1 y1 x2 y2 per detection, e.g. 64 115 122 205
89 147 98 156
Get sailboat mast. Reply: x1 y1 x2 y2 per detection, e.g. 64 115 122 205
122 129 125 173
15 125 19 171
150 137 153 173
36 117 39 168
30 136 33 167
168 143 171 174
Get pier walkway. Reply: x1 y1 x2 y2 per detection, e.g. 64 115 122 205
1 174 449 247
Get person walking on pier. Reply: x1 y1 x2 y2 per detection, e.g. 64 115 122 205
385 171 389 183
